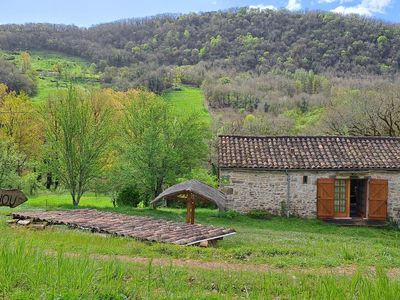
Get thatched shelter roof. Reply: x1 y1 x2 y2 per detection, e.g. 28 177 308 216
151 180 227 211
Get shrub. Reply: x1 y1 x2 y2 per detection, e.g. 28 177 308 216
218 210 240 219
246 209 273 220
116 185 141 207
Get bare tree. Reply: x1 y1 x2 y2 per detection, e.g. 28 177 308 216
324 85 400 137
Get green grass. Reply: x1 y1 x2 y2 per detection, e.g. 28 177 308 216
1 222 399 299
0 50 100 102
1 193 400 298
162 86 211 124
1 240 400 299
2 192 399 269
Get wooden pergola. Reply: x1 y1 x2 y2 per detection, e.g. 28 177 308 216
151 180 227 224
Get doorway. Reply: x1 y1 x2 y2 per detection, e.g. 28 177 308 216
317 177 388 220
350 179 367 218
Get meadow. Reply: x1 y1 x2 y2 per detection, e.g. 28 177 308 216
162 86 211 124
0 50 100 102
1 193 400 298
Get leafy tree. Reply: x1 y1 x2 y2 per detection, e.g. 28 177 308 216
0 89 43 161
0 140 24 188
43 86 114 205
0 59 36 95
120 91 209 201
183 29 190 39
298 97 309 113
377 35 388 46
0 83 7 99
239 33 262 49
20 51 32 73
210 35 222 48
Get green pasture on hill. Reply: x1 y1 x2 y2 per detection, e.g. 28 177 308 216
162 86 211 124
0 50 100 102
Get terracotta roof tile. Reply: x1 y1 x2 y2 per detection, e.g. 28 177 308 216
12 210 236 246
218 135 400 170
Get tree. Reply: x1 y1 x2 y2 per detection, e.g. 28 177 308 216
324 85 400 137
43 86 114 205
0 59 36 95
0 89 43 161
0 140 24 188
120 91 210 202
20 52 32 73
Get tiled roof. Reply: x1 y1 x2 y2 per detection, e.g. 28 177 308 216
12 210 236 246
218 135 400 170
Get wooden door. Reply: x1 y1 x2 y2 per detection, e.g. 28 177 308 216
317 179 334 219
368 179 388 220
333 179 350 218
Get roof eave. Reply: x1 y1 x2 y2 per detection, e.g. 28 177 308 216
219 166 400 172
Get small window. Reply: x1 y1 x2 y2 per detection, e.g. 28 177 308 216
303 176 308 184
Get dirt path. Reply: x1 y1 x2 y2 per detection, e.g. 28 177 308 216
44 250 400 278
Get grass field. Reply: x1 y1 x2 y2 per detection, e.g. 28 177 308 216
0 50 100 102
162 86 211 124
1 240 399 299
7 193 400 268
1 193 399 298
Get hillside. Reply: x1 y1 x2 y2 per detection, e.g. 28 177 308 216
0 9 399 75
0 50 100 101
1 9 400 137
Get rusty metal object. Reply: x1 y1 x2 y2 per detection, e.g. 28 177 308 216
0 189 27 208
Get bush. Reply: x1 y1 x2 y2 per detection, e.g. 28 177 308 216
218 210 240 219
246 209 273 220
116 185 141 207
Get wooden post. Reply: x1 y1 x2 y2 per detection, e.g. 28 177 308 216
186 194 191 224
186 193 195 224
191 195 195 224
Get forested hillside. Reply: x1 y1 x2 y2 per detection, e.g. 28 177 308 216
1 8 400 137
1 9 400 75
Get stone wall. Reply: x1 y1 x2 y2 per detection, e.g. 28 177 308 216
219 169 400 221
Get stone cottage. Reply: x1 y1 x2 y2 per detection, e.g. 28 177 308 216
218 135 400 221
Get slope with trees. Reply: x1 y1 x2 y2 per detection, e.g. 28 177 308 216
1 10 399 75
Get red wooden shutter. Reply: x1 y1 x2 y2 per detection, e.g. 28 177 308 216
317 178 335 219
368 179 388 220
